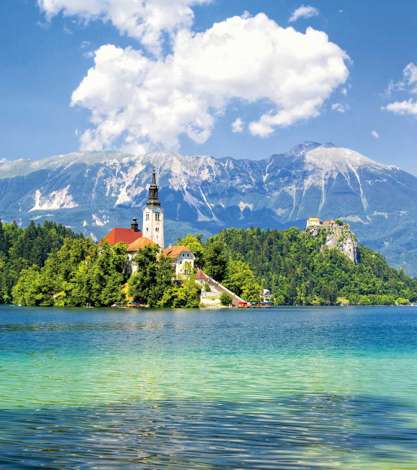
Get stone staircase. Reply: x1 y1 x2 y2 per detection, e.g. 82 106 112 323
196 270 248 308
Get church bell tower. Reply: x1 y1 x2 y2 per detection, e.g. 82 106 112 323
142 169 164 248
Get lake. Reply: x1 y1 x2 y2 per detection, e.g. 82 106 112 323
1 305 417 468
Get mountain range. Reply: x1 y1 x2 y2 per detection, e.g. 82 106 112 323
1 142 417 274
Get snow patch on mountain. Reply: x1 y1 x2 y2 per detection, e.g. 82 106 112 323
372 211 389 219
92 213 110 227
113 161 146 206
30 186 78 212
340 215 370 224
304 147 386 174
239 201 253 212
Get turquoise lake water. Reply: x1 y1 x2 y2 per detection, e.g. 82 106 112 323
1 305 417 468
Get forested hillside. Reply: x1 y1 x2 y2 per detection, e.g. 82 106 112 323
0 221 81 303
3 221 417 307
206 228 417 305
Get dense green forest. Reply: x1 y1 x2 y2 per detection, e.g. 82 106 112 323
195 227 417 305
12 238 201 309
0 220 81 304
2 220 200 308
2 220 417 307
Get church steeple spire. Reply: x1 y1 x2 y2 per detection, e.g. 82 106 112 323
147 168 160 207
143 167 164 248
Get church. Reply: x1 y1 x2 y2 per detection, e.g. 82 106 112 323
102 169 195 278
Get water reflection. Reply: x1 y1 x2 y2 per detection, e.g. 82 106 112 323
1 394 417 469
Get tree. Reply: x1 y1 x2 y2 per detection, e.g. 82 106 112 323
0 256 11 303
0 220 7 255
177 234 205 267
155 255 176 302
128 246 174 307
204 240 228 281
10 237 129 308
1 221 82 304
220 292 232 306
242 282 262 303
223 260 261 299
65 242 129 307
12 267 48 306
164 274 201 308
65 260 92 306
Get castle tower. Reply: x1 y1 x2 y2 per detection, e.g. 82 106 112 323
142 169 164 248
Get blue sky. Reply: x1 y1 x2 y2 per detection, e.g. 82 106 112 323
2 0 417 174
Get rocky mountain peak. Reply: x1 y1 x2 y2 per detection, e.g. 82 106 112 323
0 143 417 273
303 146 387 175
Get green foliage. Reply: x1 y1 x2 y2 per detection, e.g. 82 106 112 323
160 274 201 308
0 220 81 304
177 234 205 267
203 239 228 282
128 245 174 307
67 242 130 307
10 225 202 309
220 292 232 306
9 222 417 309
223 260 262 302
12 266 46 307
128 247 201 309
210 227 417 306
12 238 130 308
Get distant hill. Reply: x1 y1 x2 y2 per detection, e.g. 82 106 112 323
1 142 417 274
210 227 417 305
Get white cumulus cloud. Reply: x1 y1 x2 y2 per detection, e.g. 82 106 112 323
289 5 319 23
385 63 417 118
387 62 417 95
37 0 211 55
371 130 380 139
232 118 244 133
71 13 348 151
384 100 417 117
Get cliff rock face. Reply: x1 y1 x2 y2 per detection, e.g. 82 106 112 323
1 142 417 273
321 222 358 263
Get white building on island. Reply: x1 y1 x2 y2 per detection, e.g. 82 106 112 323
102 168 194 278
142 169 164 248
163 246 195 279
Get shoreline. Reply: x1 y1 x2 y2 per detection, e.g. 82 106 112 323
2 303 416 312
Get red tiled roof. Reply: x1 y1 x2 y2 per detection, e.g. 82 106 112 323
162 245 192 259
102 228 142 246
196 269 207 281
127 237 156 253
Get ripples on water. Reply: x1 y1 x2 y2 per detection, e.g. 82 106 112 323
1 305 417 468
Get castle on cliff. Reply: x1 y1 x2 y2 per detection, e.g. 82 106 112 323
306 217 358 264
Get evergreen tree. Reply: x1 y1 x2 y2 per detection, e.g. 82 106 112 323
128 246 175 307
0 220 7 255
223 259 261 301
204 239 228 281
